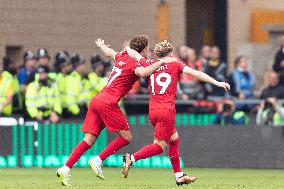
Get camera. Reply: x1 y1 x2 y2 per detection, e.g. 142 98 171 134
264 100 274 110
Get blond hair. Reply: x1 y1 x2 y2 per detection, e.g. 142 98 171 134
154 40 174 58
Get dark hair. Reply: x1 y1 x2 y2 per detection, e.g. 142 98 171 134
129 35 149 53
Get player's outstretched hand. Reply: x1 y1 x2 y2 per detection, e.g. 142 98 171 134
95 38 109 48
217 82 230 91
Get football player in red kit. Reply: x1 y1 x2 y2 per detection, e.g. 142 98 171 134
56 36 175 186
123 40 230 186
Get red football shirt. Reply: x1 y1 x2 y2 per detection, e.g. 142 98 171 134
139 58 186 111
95 51 141 103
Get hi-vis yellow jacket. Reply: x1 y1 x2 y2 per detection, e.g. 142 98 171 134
25 80 62 118
0 71 13 115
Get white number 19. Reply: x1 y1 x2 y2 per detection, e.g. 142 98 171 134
150 72 171 95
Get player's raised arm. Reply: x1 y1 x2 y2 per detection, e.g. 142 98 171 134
183 66 230 91
95 38 117 60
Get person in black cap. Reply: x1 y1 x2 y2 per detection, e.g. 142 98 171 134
25 65 61 123
17 50 37 93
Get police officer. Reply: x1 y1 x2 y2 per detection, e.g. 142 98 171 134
27 48 57 84
55 51 76 118
0 58 14 116
25 65 61 123
3 56 22 113
88 54 106 97
17 50 37 93
36 48 57 79
69 54 90 116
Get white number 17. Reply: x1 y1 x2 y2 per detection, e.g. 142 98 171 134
150 72 171 95
107 66 122 86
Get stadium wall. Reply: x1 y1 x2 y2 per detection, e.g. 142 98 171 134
0 0 185 64
227 0 284 68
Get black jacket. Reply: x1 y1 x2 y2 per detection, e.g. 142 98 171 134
272 47 284 84
260 85 284 99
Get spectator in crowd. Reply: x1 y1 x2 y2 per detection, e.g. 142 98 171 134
260 72 284 99
179 48 205 99
0 58 14 116
89 54 107 97
69 54 90 114
213 99 249 125
256 97 284 126
17 50 37 93
230 55 256 99
198 45 211 70
25 65 61 123
175 45 195 100
3 56 22 113
204 46 227 97
272 35 284 85
176 45 189 63
55 51 75 117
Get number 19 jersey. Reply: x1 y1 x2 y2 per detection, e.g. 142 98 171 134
95 51 141 103
139 58 186 111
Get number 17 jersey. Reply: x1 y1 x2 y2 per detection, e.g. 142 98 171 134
95 51 141 103
139 58 186 111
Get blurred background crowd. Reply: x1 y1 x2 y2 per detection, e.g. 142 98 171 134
1 35 284 126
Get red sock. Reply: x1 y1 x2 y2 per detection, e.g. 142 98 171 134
133 143 163 161
65 141 91 168
98 136 129 161
168 138 182 173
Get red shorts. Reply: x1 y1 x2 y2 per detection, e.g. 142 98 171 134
81 98 129 136
149 109 176 143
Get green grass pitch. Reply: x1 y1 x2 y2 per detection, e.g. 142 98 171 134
1 167 284 189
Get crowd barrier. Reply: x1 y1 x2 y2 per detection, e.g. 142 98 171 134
2 116 283 169
0 118 184 168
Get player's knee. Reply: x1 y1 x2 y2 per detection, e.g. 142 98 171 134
123 133 132 142
170 131 179 141
118 130 132 142
83 133 97 146
154 140 167 150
